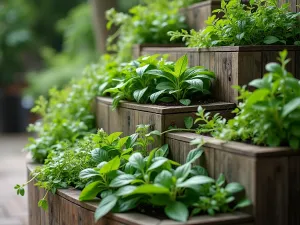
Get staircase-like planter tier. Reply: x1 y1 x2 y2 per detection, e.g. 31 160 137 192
181 0 221 31
27 163 254 225
165 132 300 225
138 46 300 103
96 96 235 135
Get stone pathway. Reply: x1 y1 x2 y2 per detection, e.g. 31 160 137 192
0 134 29 225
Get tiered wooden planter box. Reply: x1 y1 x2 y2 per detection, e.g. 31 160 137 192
165 132 300 225
181 0 221 31
96 96 235 135
138 46 300 103
27 163 254 225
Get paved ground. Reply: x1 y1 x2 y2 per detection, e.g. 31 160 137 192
0 134 29 225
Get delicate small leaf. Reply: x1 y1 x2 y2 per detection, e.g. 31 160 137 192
107 132 123 144
79 168 100 179
136 65 150 77
282 97 300 117
38 199 48 211
184 116 194 129
264 36 280 44
133 87 148 103
148 158 168 171
265 62 282 73
175 163 191 181
234 199 251 209
179 99 191 106
216 174 225 186
94 195 118 221
150 90 165 103
155 144 169 157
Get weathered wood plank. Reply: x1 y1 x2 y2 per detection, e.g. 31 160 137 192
288 156 300 225
27 168 41 225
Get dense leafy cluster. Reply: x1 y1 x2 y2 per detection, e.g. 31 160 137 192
169 0 300 47
105 54 215 108
25 55 120 162
106 0 197 62
191 50 300 149
79 143 250 222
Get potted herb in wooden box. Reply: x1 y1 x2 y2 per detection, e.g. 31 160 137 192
97 55 235 136
165 51 300 225
143 0 300 103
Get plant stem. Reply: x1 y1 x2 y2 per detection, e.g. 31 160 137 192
160 128 196 135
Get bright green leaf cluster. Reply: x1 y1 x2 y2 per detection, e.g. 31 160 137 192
193 50 300 149
169 0 300 47
105 54 215 108
80 145 250 222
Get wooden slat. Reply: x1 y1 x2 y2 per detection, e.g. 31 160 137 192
96 101 110 132
255 157 289 225
288 156 300 225
27 169 41 225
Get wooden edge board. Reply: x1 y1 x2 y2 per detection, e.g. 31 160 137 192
96 97 235 114
165 132 300 157
27 163 253 225
134 44 184 48
186 0 221 9
141 46 300 53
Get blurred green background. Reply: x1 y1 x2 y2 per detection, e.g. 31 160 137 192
0 0 140 132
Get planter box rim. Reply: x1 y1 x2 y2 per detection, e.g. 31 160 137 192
27 162 253 225
142 45 300 53
97 97 235 114
187 0 221 9
166 132 300 157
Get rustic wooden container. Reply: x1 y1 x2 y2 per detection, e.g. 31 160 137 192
27 163 254 225
181 0 221 31
96 96 235 136
132 44 184 59
141 46 300 103
277 0 300 12
165 132 300 225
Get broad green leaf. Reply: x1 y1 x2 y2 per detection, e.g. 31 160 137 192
175 55 188 77
160 97 174 103
216 174 225 186
100 156 120 174
150 194 171 206
133 87 148 103
289 137 300 149
236 32 245 40
282 97 300 117
184 116 194 129
156 82 174 90
180 99 191 106
175 163 191 181
191 165 208 176
264 36 280 44
107 132 123 144
115 185 137 196
79 168 100 179
136 65 150 77
186 148 203 164
129 152 145 171
154 170 173 188
128 184 170 195
110 174 136 188
234 199 251 209
155 144 169 157
177 175 214 188
148 158 168 171
91 148 109 163
265 62 282 73
94 195 118 221
126 133 138 148
165 201 189 222
117 136 130 149
150 90 165 103
225 182 244 194
79 181 103 201
186 79 204 91
246 89 270 107
113 197 140 212
147 148 157 168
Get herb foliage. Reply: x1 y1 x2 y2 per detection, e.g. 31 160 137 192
169 0 300 47
79 144 250 222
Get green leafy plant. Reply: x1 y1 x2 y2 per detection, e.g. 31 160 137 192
104 54 215 108
186 50 300 149
80 145 250 222
169 0 300 47
16 125 158 210
106 0 191 62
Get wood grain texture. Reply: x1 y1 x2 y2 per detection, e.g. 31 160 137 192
165 132 300 225
96 97 235 136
